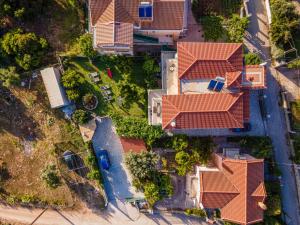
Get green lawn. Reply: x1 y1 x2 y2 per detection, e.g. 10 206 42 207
65 56 149 117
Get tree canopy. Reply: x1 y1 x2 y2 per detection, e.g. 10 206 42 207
225 14 249 42
1 29 48 70
61 69 84 101
201 15 224 41
244 52 262 65
270 0 300 46
0 66 20 87
78 33 97 59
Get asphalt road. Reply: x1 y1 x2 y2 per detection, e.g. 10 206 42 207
245 0 300 224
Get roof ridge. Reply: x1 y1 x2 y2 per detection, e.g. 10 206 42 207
226 43 243 60
226 92 243 111
178 43 197 78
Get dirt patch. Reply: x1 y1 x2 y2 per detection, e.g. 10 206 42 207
0 81 104 209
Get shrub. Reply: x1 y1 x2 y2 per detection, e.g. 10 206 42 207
171 134 189 151
225 14 249 42
175 151 193 176
78 33 97 59
72 109 89 125
111 114 164 146
144 182 160 208
61 69 84 89
20 194 36 204
87 169 101 180
244 53 262 65
41 164 61 189
270 0 300 46
266 194 281 216
125 151 159 181
201 15 224 41
0 66 20 87
185 208 206 217
288 59 300 69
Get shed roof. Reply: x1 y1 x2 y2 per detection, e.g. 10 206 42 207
40 67 69 108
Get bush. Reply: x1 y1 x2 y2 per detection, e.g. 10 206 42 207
144 182 160 208
175 151 194 176
185 208 206 217
78 33 97 59
0 66 20 87
41 164 61 189
125 151 159 181
244 53 262 65
72 109 89 125
201 15 224 41
265 194 281 216
270 0 300 46
62 69 84 101
111 114 164 146
171 134 189 151
87 169 101 180
225 14 249 42
288 59 300 69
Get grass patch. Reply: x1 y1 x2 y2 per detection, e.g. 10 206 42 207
63 55 155 118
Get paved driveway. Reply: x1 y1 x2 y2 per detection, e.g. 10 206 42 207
92 117 143 202
245 0 300 224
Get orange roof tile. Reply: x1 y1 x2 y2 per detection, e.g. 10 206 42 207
200 154 266 225
89 0 185 30
120 137 146 154
162 93 244 129
242 65 266 89
177 42 243 80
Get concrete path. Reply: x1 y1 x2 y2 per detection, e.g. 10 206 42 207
245 0 300 224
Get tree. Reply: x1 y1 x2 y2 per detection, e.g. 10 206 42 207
225 14 249 42
72 109 89 125
189 137 214 165
144 182 160 208
41 164 61 189
125 151 159 182
116 73 145 108
244 52 262 65
1 29 48 70
143 55 160 88
66 89 80 101
61 69 84 89
270 0 300 45
0 66 20 87
171 134 189 151
175 151 193 176
201 15 224 41
78 33 97 59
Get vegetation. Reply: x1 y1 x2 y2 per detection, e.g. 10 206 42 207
1 29 48 70
125 151 173 207
244 52 262 65
154 135 214 175
125 151 159 181
287 59 300 69
116 73 145 109
0 162 9 182
78 33 97 59
0 66 20 87
200 15 224 41
72 109 90 125
61 69 85 101
41 164 61 189
142 55 160 88
185 208 206 217
144 182 160 208
270 0 300 46
224 14 249 42
111 114 164 146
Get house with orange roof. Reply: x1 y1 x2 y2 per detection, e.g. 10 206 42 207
88 0 188 55
148 42 266 132
195 150 266 225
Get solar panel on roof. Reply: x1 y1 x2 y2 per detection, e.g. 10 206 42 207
139 5 152 18
215 82 225 92
208 80 217 90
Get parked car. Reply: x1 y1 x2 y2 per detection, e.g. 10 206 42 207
62 151 77 170
96 149 111 170
230 122 251 132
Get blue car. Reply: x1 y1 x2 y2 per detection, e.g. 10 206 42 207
96 149 111 170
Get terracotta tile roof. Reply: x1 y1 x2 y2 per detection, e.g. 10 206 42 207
242 65 266 89
95 22 133 47
89 0 185 30
120 137 146 154
162 93 244 129
200 154 266 225
177 42 243 80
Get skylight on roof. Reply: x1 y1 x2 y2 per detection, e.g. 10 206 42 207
139 4 152 19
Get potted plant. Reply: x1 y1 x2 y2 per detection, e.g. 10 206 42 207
82 93 98 110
